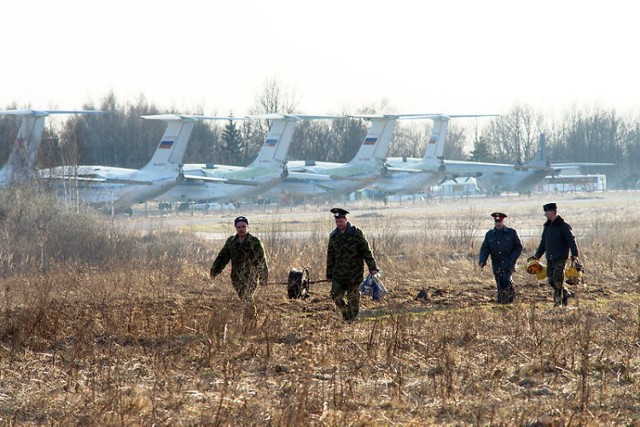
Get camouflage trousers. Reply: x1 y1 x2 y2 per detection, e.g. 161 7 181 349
547 259 572 306
494 271 515 304
232 280 258 328
330 279 361 321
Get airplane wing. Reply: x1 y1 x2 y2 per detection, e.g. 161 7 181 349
182 173 260 186
41 173 154 185
551 162 616 168
284 171 333 181
385 166 429 173
329 174 376 181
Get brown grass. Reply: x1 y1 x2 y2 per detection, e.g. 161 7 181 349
1 188 640 425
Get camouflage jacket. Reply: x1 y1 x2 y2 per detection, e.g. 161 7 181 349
326 222 377 284
479 226 523 274
210 233 269 286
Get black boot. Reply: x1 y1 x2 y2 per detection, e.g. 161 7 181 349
553 287 563 307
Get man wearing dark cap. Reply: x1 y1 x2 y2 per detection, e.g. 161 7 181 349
210 216 269 326
479 212 523 304
326 208 379 322
534 203 580 306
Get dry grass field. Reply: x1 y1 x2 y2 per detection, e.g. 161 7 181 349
1 187 640 425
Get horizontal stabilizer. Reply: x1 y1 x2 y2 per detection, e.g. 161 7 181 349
389 113 500 120
0 109 103 117
249 113 343 121
141 114 245 122
350 113 437 120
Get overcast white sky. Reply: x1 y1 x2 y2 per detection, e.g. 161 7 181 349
3 0 640 118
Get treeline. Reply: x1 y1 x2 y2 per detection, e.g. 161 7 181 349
2 88 639 188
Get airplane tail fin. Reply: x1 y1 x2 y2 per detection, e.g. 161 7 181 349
350 113 488 166
248 114 341 167
347 115 401 165
421 114 450 164
528 133 549 167
401 114 500 164
0 109 101 184
140 114 242 172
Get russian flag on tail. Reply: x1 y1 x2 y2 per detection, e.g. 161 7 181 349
363 137 377 145
159 140 174 149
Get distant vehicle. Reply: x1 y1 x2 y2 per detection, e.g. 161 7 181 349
542 174 606 193
0 109 101 186
40 114 231 214
432 177 479 198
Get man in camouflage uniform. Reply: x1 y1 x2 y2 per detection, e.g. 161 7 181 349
210 215 268 325
326 208 379 322
479 212 523 304
534 203 580 306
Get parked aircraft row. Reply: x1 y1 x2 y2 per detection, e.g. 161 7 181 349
0 109 614 213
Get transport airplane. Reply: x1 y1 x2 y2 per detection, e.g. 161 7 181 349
266 114 434 199
0 109 101 186
376 115 614 195
442 133 615 194
369 114 498 194
40 114 235 213
160 114 341 205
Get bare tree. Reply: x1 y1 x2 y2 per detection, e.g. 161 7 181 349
249 76 300 116
481 105 544 164
388 121 430 158
442 123 468 160
244 76 301 163
0 110 20 166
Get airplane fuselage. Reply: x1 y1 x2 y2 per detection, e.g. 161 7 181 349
475 169 550 193
270 160 384 198
161 164 285 203
368 170 439 194
43 165 182 209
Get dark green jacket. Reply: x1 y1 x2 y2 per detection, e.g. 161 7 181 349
210 233 268 286
326 222 377 284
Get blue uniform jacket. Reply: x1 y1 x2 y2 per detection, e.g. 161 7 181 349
479 226 523 274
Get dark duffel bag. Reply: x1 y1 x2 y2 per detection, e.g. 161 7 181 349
287 268 310 299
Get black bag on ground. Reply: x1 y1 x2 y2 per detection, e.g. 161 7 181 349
287 268 310 299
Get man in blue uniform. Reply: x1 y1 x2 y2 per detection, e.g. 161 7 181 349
326 208 379 322
534 203 580 306
479 212 523 304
